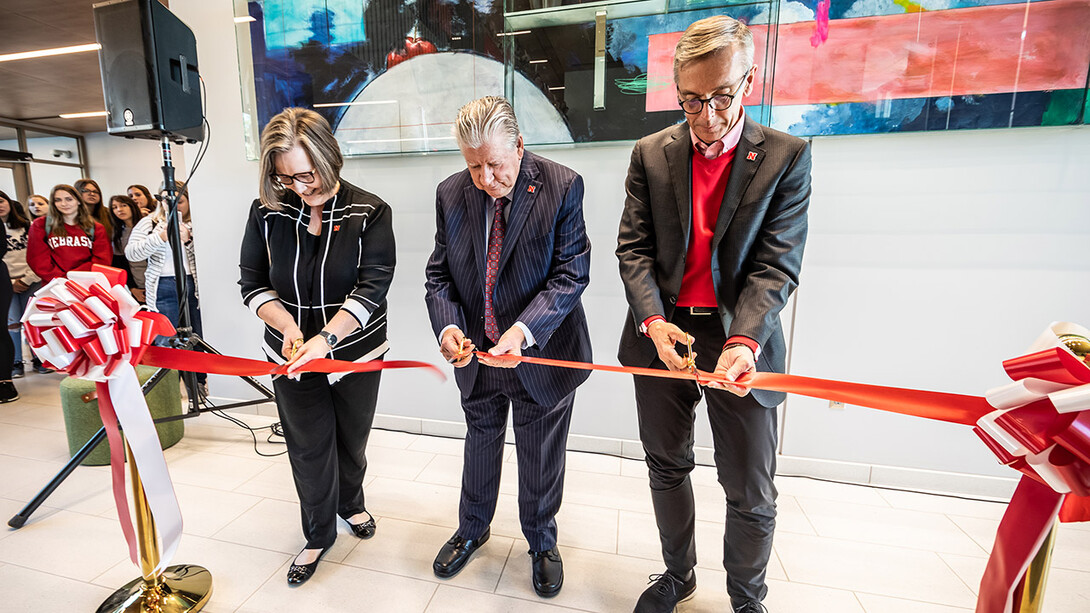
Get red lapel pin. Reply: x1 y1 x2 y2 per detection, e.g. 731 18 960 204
746 151 758 161
333 225 340 232
527 185 536 193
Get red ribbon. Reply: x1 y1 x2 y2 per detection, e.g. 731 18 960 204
472 345 1089 613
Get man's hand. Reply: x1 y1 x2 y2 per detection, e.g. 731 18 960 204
12 279 30 293
440 327 475 368
707 344 756 396
479 326 525 368
648 320 694 371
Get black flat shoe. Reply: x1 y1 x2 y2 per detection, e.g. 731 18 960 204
286 546 330 586
433 528 490 578
347 511 376 539
530 547 563 598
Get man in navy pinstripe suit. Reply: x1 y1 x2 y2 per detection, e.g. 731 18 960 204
424 96 592 597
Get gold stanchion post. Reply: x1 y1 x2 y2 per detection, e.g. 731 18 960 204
97 442 213 613
1016 521 1058 613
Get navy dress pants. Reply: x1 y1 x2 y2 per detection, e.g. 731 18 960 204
457 364 574 552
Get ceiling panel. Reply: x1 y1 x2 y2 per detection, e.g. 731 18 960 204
0 1 170 135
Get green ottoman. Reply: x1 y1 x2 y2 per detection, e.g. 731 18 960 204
60 366 184 466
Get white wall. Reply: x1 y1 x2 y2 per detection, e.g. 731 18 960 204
84 133 183 201
88 0 1088 495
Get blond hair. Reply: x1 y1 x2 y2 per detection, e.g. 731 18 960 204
258 108 343 211
454 96 520 150
673 16 755 83
151 181 191 225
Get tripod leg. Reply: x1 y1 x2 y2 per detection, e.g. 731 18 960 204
8 427 107 528
191 335 275 399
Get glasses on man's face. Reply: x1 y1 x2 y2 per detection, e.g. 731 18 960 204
678 73 749 115
270 171 317 187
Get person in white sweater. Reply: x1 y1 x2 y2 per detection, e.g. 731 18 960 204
125 182 205 394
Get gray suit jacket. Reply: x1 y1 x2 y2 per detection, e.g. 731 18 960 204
616 117 811 407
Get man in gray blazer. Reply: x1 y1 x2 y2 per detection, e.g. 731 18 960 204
616 16 811 613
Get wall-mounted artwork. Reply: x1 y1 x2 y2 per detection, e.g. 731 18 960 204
233 0 1090 156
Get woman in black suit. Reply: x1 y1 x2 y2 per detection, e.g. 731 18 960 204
240 108 395 586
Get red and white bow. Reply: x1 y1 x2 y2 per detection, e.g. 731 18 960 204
23 265 182 574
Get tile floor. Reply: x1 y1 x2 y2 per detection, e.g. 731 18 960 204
1 373 1088 612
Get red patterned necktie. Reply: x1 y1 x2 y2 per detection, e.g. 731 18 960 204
484 196 508 343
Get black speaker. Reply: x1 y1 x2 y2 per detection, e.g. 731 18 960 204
93 0 203 143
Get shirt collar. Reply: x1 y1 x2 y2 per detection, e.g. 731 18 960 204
690 107 746 160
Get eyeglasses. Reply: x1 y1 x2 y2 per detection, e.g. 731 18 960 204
80 188 101 195
678 73 749 115
270 171 317 187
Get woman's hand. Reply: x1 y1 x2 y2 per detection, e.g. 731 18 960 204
286 335 330 375
280 325 304 360
157 223 168 241
179 222 192 243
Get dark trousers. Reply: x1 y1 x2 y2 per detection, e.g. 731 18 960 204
155 274 206 386
634 311 778 607
458 364 574 552
273 369 381 550
0 270 12 380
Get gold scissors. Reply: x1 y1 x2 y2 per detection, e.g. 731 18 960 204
683 335 697 375
447 337 473 364
289 338 304 361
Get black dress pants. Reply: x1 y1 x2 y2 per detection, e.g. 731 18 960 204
458 364 575 552
273 369 381 550
634 311 778 607
0 268 12 380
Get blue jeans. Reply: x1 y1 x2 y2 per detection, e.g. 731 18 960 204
8 281 39 365
155 275 206 385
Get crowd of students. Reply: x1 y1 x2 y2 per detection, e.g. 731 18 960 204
0 178 201 403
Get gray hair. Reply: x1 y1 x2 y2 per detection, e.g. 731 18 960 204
454 96 520 150
673 16 755 82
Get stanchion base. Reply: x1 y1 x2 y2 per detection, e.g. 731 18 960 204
97 564 212 613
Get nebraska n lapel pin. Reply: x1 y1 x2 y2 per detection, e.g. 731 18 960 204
746 151 758 161
527 185 536 193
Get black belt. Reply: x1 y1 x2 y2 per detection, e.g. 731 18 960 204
680 306 717 316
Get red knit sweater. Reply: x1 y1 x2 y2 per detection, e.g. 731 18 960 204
27 216 112 282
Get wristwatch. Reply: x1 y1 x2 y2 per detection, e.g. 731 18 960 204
319 330 338 348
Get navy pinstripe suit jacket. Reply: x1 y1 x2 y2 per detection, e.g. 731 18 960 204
425 151 592 408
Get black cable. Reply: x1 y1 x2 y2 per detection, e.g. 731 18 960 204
201 396 288 457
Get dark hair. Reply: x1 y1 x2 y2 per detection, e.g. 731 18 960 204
74 177 112 234
108 194 144 250
48 184 96 237
0 189 31 230
127 184 154 209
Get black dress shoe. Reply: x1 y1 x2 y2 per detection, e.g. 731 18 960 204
529 547 563 597
286 546 330 586
433 528 490 578
734 601 768 613
347 511 376 539
633 571 696 612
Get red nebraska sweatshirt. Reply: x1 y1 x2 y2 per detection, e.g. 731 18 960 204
27 216 112 282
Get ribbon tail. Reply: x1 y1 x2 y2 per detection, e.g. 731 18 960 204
975 475 1064 613
744 372 994 426
96 381 139 567
107 365 184 575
